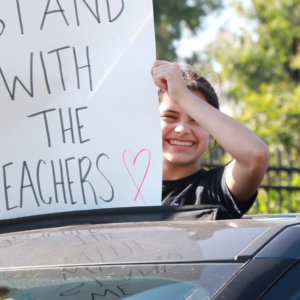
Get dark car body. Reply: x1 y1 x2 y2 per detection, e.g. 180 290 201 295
0 205 299 300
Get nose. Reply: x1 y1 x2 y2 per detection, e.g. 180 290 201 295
174 121 191 134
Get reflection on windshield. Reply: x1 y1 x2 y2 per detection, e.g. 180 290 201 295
0 263 242 299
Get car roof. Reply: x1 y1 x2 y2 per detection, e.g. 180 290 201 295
0 206 299 270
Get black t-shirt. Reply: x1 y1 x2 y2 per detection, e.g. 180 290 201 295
162 165 256 218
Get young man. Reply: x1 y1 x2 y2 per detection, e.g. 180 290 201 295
151 60 269 218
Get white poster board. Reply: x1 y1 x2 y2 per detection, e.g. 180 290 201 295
0 0 162 220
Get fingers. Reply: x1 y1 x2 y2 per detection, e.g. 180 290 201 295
151 60 180 76
152 60 183 84
151 60 189 103
151 60 169 73
151 74 168 91
151 60 170 91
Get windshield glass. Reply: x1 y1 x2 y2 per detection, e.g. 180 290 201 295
0 262 242 299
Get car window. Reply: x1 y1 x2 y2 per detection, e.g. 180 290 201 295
262 261 300 300
0 263 242 300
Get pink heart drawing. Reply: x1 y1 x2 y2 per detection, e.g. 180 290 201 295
123 149 151 205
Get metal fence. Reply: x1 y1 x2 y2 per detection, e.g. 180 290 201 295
202 147 300 214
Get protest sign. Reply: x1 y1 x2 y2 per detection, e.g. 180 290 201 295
0 0 162 220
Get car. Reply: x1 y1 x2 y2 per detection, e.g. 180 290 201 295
0 205 299 300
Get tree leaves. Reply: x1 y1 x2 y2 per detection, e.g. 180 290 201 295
153 0 223 60
208 0 300 150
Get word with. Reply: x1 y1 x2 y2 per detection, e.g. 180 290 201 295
28 106 90 148
0 0 125 36
2 153 114 212
0 45 93 101
123 149 151 205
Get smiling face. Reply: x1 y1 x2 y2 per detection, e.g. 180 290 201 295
160 93 211 179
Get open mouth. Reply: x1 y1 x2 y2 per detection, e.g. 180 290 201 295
168 139 194 147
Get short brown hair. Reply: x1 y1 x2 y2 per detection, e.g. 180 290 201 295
158 66 219 110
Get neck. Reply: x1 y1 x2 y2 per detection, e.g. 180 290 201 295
163 162 201 180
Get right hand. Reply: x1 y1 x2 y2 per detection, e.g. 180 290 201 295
151 60 190 104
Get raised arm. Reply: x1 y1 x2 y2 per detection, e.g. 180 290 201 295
152 60 269 205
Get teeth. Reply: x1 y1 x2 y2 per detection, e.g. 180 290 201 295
169 140 193 146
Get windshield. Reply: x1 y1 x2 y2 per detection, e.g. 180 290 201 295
0 262 242 299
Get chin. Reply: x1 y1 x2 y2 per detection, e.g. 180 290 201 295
164 155 197 166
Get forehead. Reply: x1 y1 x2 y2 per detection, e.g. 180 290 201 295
159 91 208 112
159 94 179 112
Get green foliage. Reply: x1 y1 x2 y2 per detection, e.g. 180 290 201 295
207 0 300 150
249 190 268 214
205 0 300 213
153 0 223 60
204 146 300 215
153 0 300 214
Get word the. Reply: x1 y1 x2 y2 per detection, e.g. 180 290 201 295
28 106 90 148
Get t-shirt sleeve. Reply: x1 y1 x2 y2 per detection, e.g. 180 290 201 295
206 165 256 218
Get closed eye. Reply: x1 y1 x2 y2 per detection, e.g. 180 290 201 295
166 115 177 119
161 114 177 120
